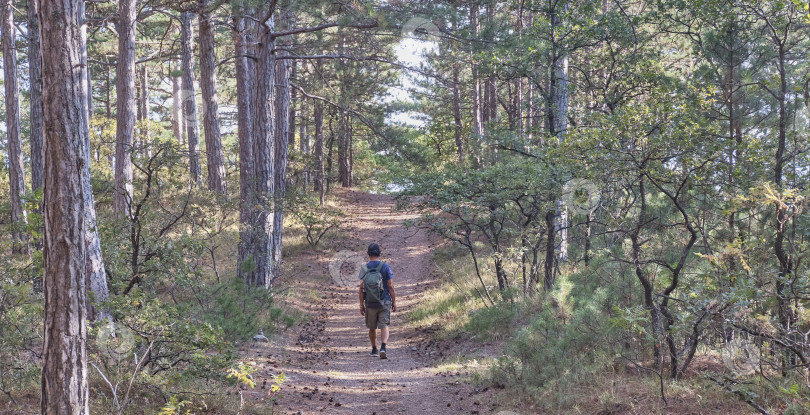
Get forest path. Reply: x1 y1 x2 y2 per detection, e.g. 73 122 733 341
244 189 491 415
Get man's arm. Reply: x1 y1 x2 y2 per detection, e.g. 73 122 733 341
359 281 365 315
387 279 396 312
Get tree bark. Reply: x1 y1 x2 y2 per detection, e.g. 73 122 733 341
272 46 291 282
485 1 497 123
338 111 350 187
87 59 93 117
28 0 43 194
181 11 202 186
80 0 110 322
199 0 226 193
551 0 569 262
2 0 28 253
114 0 137 216
289 60 297 151
470 3 483 138
172 59 184 145
336 32 351 188
239 14 276 288
313 61 325 205
233 11 255 284
39 0 91 411
137 64 147 122
137 64 149 148
298 86 310 185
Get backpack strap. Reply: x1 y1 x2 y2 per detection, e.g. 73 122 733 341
373 262 384 272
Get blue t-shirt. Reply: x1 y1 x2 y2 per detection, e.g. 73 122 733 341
359 260 394 302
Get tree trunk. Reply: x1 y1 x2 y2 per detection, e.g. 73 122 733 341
313 65 325 205
470 3 483 138
543 210 556 290
299 89 310 185
551 0 569 262
199 0 226 193
338 111 350 187
452 63 464 162
2 0 28 254
39 0 91 410
773 42 795 376
233 11 255 284
289 60 297 151
239 14 276 288
326 119 334 193
526 80 534 141
28 0 43 194
181 11 202 186
80 0 110 322
485 1 497 123
105 60 111 118
137 64 149 147
336 33 351 188
137 65 147 121
114 0 137 216
172 59 184 145
512 78 523 134
87 59 93 118
272 46 291 282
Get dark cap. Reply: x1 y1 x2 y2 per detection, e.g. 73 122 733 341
367 243 381 257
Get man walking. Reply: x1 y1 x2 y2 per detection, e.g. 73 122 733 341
359 243 396 359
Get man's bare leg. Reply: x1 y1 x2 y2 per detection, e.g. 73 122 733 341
369 329 377 349
379 327 389 359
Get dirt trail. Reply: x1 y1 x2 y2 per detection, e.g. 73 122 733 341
244 190 494 415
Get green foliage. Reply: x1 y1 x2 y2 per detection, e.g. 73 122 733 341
204 278 292 341
285 190 344 247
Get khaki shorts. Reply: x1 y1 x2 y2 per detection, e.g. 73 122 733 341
365 300 391 330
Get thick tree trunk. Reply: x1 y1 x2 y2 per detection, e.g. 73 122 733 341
172 59 184 144
3 0 28 254
199 0 226 193
272 47 291 282
114 0 137 216
181 11 202 186
239 15 276 288
28 0 43 194
39 0 91 411
233 12 255 283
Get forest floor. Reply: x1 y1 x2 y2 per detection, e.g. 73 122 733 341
240 189 506 415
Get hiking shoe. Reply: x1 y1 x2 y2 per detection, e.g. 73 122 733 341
370 347 379 357
379 347 387 359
